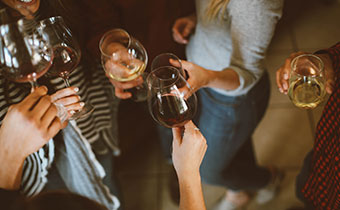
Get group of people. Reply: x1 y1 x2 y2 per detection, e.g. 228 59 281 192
0 0 339 210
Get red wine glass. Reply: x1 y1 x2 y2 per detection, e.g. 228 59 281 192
37 16 94 119
0 18 68 122
146 66 197 128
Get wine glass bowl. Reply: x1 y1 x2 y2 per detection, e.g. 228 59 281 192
0 19 53 87
288 54 326 109
37 16 81 83
151 52 185 78
99 28 148 82
147 66 197 128
36 16 93 119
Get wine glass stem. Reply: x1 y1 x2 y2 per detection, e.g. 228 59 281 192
62 77 71 87
29 80 39 93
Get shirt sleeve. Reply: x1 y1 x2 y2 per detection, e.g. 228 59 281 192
226 0 284 93
315 42 340 74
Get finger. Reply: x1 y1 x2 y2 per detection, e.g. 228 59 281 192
31 95 53 118
182 23 193 37
169 58 182 69
172 127 183 145
173 32 188 44
184 120 197 133
105 60 132 78
115 88 132 99
47 117 62 139
20 86 48 110
41 104 58 129
53 95 81 107
51 87 79 102
64 102 85 111
276 67 285 94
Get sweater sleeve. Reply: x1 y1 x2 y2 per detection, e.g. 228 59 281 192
226 0 284 93
315 42 340 74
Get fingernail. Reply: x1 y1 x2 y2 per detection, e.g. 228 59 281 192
74 87 79 92
80 102 85 107
283 73 289 80
279 88 283 93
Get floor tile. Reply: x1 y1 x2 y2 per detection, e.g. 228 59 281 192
253 107 314 168
159 174 180 210
246 170 305 210
118 174 160 210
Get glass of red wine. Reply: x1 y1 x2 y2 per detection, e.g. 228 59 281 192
0 18 68 122
147 66 197 128
36 16 94 119
151 53 185 76
99 28 148 102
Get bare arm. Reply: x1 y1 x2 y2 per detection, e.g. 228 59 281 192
172 121 207 210
0 86 62 190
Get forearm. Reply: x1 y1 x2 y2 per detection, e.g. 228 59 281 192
178 172 206 210
0 147 25 190
205 68 240 91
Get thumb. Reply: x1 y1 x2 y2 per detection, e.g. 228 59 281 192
172 127 183 145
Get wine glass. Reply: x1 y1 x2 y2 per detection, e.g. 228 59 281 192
36 16 94 119
151 53 186 77
0 18 68 122
288 54 326 109
99 28 148 102
147 66 197 128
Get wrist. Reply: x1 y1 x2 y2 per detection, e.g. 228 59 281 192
0 139 26 190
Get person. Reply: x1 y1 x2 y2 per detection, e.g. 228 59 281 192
110 0 285 209
0 120 207 210
169 0 285 209
0 0 122 209
276 42 340 210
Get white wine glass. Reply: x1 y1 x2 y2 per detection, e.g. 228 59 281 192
288 54 326 109
99 28 148 102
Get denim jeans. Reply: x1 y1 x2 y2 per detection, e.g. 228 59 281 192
159 72 271 191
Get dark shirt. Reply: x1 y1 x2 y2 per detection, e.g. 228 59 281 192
301 42 340 210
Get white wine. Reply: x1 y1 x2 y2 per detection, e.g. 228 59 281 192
288 76 325 109
107 62 146 82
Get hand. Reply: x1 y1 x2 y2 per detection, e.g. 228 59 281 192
172 14 197 44
0 86 62 159
172 121 207 178
51 86 82 123
276 52 335 94
180 60 212 93
108 75 143 99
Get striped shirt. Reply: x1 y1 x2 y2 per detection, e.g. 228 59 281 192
301 42 340 210
0 64 120 196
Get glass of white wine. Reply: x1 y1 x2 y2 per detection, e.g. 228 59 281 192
288 54 326 109
99 28 148 101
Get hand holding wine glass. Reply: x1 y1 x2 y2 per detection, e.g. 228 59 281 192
36 16 94 119
147 66 197 128
276 53 330 109
99 28 148 101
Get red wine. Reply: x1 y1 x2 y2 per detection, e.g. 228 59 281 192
152 95 194 127
11 62 50 83
46 45 80 78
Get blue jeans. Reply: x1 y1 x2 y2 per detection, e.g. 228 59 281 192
159 72 271 191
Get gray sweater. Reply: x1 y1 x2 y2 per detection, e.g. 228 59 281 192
186 0 284 96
